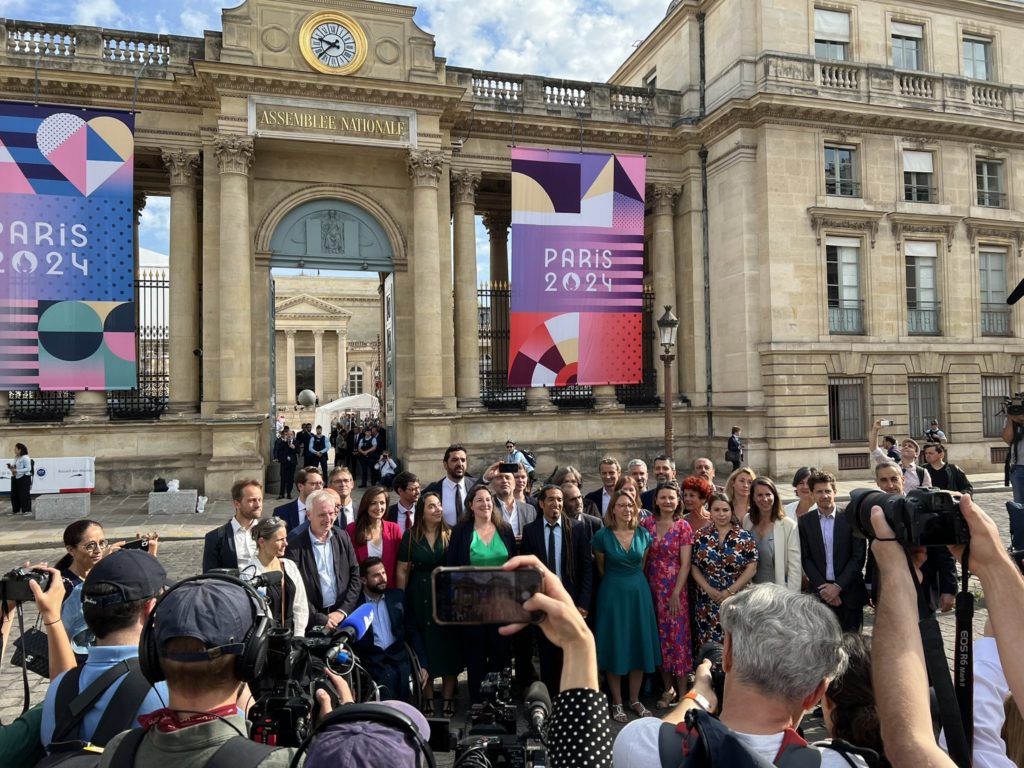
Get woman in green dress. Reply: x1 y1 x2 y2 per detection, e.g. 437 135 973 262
592 488 662 723
447 483 517 703
396 490 459 716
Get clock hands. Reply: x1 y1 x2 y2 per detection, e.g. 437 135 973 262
316 37 341 60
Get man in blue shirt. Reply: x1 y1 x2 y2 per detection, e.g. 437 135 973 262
41 550 171 749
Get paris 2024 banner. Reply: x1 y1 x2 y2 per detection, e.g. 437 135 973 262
509 148 646 387
0 102 137 390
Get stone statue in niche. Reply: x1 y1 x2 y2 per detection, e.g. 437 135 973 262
321 210 345 254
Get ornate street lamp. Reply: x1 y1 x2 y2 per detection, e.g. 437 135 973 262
657 305 679 456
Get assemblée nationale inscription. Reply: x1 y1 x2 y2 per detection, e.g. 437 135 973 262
251 99 413 145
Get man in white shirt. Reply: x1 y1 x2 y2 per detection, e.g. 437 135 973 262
386 471 420 531
869 418 931 491
583 457 620 516
202 479 263 572
425 444 478 526
492 470 536 538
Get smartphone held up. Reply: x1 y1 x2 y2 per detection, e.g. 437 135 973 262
432 566 544 625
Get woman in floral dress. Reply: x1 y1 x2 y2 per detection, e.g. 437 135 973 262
641 480 694 709
690 492 759 648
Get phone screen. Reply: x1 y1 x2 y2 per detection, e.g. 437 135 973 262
432 566 543 625
122 538 150 551
498 462 520 474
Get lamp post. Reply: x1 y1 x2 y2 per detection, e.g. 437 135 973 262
657 305 679 457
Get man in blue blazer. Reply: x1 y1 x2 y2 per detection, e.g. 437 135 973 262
351 556 428 703
276 467 324 533
519 484 593 694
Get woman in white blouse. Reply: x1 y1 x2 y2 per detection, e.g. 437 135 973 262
742 477 801 592
248 516 309 636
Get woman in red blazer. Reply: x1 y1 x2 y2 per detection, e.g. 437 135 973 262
347 485 403 583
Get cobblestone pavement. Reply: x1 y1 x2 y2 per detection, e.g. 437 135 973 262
0 486 1014 759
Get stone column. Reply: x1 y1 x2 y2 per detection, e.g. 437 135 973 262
337 332 348 397
483 212 510 284
163 150 201 411
313 330 324 400
285 331 296 406
650 184 679 399
452 169 482 409
407 150 446 410
214 134 254 410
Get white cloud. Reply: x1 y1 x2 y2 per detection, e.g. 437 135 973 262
139 195 170 256
73 0 125 27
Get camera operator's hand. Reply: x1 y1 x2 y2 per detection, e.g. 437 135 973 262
947 494 1007 575
497 555 598 692
324 610 345 631
136 530 160 557
314 668 354 723
691 658 719 712
27 564 65 624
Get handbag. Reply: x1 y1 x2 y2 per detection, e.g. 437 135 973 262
11 624 50 678
725 449 740 463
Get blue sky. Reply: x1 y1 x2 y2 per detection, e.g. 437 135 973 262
0 0 669 277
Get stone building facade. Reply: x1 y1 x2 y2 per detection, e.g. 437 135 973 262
0 0 1022 496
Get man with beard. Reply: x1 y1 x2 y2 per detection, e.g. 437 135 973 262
425 444 477 527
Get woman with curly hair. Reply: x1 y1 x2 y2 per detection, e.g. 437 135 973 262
681 475 714 533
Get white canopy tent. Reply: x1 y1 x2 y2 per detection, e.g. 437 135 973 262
314 393 381 432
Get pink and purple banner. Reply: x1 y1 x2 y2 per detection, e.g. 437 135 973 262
0 102 136 390
509 148 646 387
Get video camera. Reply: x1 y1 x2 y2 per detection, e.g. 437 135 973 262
1006 393 1024 417
454 668 548 767
846 487 969 546
0 567 51 603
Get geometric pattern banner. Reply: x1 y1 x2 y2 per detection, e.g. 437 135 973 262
509 147 646 386
0 102 136 390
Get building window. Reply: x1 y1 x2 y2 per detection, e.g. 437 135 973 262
963 36 991 81
908 376 941 441
828 377 865 442
903 150 935 202
348 365 364 395
814 8 850 61
826 237 863 334
905 241 940 335
295 355 315 399
976 159 1005 208
892 22 923 70
982 377 1011 437
980 248 1011 336
643 69 657 90
824 145 859 196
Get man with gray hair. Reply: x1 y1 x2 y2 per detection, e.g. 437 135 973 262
613 583 853 767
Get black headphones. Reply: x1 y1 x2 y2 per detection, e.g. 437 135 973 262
287 702 436 768
138 573 270 685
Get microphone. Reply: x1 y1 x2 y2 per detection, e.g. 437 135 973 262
336 602 375 642
526 681 551 734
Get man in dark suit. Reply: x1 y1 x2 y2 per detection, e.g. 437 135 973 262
560 483 603 538
520 485 593 694
202 478 263 572
799 470 868 632
492 469 537 539
285 489 361 632
277 467 324 533
583 457 620 517
641 455 677 511
424 444 478 527
308 425 330 478
273 427 298 499
326 466 356 528
351 557 428 703
385 471 421 531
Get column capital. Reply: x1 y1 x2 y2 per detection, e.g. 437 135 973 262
162 149 200 187
312 329 324 338
482 211 511 235
284 329 296 338
648 184 680 216
214 134 254 176
406 150 446 188
451 169 482 205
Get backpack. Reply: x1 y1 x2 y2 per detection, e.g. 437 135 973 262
915 466 926 486
104 730 279 768
36 658 153 768
521 448 537 469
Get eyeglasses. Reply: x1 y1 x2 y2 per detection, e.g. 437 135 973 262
80 540 108 553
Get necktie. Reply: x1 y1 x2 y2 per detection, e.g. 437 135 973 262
404 509 412 531
547 523 557 576
455 484 463 520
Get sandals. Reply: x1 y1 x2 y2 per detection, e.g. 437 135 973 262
656 689 678 709
630 701 654 718
442 699 456 718
610 703 629 723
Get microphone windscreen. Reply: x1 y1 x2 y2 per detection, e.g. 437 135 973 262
526 680 551 713
339 602 375 640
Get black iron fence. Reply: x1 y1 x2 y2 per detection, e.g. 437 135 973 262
7 390 76 422
108 270 169 419
477 284 658 410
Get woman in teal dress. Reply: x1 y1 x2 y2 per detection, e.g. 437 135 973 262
592 488 661 723
447 483 517 703
396 490 460 716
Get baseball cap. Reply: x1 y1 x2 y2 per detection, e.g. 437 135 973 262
305 700 430 768
154 579 254 659
81 550 171 606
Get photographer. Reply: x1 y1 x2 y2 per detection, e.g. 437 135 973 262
1002 412 1024 504
613 583 851 767
497 555 613 768
871 495 1024 766
375 451 398 489
1 565 77 768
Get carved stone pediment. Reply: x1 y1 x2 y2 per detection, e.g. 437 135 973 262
275 294 352 319
807 207 884 247
889 213 961 253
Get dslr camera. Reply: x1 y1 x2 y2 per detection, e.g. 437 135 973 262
455 668 547 767
846 488 969 546
1006 392 1024 417
0 567 51 603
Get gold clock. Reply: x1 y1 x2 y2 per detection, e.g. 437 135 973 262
298 11 367 75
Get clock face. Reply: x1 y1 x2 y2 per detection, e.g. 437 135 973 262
299 12 367 75
310 22 358 69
